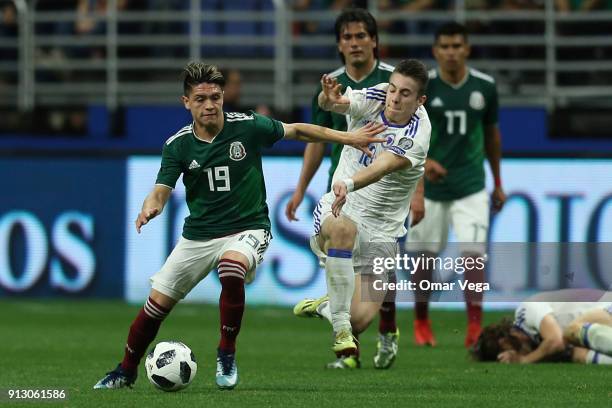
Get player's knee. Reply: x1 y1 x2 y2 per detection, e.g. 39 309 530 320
149 289 178 310
326 221 356 250
220 250 251 270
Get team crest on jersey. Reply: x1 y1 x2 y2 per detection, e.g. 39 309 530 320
469 91 485 110
229 141 247 161
397 137 413 150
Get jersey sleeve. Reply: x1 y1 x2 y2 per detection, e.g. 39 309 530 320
346 83 388 120
514 302 553 342
155 142 183 189
484 81 499 126
386 106 431 168
252 111 285 147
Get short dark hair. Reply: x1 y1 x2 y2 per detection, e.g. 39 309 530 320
470 319 515 362
434 21 469 44
334 8 378 64
393 59 429 97
181 62 225 96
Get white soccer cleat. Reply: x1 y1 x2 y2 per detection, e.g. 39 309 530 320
373 328 399 369
216 350 238 390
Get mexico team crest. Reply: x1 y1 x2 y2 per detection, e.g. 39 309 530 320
229 141 247 161
469 91 485 110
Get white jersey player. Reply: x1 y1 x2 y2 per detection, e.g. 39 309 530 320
293 59 431 369
319 83 429 238
514 300 612 345
473 289 612 365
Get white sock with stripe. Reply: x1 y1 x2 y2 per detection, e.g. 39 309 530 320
325 248 354 334
586 349 612 364
581 323 612 355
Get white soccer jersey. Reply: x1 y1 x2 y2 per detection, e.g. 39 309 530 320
514 301 612 344
330 82 431 238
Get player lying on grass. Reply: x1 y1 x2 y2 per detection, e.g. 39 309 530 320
472 289 612 364
93 62 386 391
294 59 431 369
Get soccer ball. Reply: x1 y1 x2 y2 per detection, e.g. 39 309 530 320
145 341 197 391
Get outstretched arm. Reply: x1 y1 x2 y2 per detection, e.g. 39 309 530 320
136 184 172 233
331 151 411 216
282 122 385 157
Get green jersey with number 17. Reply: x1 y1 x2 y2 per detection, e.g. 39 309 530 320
424 68 499 201
311 60 394 189
155 111 285 240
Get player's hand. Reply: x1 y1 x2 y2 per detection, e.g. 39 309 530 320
491 186 506 213
497 350 520 364
285 190 304 222
331 181 348 217
135 208 160 233
425 159 447 183
410 192 425 227
348 122 386 157
321 74 349 105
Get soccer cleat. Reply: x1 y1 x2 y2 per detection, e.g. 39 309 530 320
332 329 358 357
464 322 482 348
414 319 436 346
326 355 361 369
373 328 400 369
93 363 137 389
293 295 329 318
216 349 238 390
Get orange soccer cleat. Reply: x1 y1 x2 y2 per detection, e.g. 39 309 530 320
414 319 436 347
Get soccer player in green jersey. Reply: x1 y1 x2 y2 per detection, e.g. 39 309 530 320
286 8 394 212
406 22 507 348
93 62 385 391
285 8 404 369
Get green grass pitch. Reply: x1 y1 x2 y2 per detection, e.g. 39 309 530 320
0 300 610 407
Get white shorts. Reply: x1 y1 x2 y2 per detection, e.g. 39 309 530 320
406 189 489 254
312 195 398 275
151 229 272 300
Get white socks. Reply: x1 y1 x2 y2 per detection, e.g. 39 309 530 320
586 349 612 365
325 249 354 334
581 323 612 354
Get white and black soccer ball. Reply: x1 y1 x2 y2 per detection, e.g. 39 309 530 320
145 341 197 391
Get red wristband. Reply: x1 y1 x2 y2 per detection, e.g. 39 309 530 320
494 176 502 188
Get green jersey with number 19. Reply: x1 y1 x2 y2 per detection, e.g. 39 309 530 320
311 60 394 189
155 111 285 240
424 68 499 201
